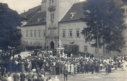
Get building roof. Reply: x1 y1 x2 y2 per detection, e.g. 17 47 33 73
21 5 41 19
21 0 126 26
60 2 85 22
21 5 46 26
21 1 86 27
26 11 46 26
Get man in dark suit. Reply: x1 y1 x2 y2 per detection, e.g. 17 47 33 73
64 69 68 81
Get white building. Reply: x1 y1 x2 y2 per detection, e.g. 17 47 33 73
21 0 127 57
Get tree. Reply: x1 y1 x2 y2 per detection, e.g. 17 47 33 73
0 3 21 50
82 0 125 52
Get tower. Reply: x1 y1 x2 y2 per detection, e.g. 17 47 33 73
45 0 59 49
41 0 46 12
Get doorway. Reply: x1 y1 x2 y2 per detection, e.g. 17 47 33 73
50 41 54 49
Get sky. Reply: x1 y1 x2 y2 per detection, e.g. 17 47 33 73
0 0 85 14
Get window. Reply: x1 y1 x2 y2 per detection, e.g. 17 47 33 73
50 0 54 3
84 46 88 52
95 48 99 54
38 30 41 37
34 30 36 37
49 0 52 4
76 30 80 38
49 0 54 5
50 13 54 23
69 29 73 37
37 18 41 22
26 30 28 37
83 29 88 37
52 0 54 3
44 30 46 36
30 30 33 37
70 12 76 19
26 41 28 45
30 41 33 45
106 49 110 54
62 29 66 37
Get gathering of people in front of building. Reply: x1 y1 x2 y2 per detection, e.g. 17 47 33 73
0 48 126 81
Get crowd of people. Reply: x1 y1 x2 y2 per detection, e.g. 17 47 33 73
0 49 127 81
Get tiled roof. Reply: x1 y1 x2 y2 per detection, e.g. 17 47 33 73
21 5 46 26
21 1 126 26
21 5 41 19
21 2 86 26
25 11 46 26
60 2 85 22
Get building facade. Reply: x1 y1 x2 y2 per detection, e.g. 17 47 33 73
21 0 127 57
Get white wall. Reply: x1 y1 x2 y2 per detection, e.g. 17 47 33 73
59 21 98 55
21 21 104 56
21 25 46 48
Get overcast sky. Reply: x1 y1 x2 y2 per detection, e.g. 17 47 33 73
0 0 85 14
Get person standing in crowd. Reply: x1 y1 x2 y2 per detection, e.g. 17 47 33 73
84 62 88 73
27 72 33 81
64 68 68 81
90 62 94 74
34 49 38 56
20 62 25 72
7 74 13 81
54 76 60 81
1 66 6 77
106 64 111 73
13 73 19 81
20 72 25 81
1 77 7 81
47 77 52 81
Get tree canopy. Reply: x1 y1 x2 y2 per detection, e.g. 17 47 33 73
82 0 126 52
0 3 22 50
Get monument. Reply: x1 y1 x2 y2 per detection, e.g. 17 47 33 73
56 39 65 57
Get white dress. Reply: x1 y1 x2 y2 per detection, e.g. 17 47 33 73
53 76 60 81
7 76 13 81
122 61 127 70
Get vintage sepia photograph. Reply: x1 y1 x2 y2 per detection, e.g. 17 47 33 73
0 0 127 81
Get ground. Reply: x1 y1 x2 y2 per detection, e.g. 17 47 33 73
51 69 127 81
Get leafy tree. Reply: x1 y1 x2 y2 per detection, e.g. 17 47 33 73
82 0 125 52
0 3 21 50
